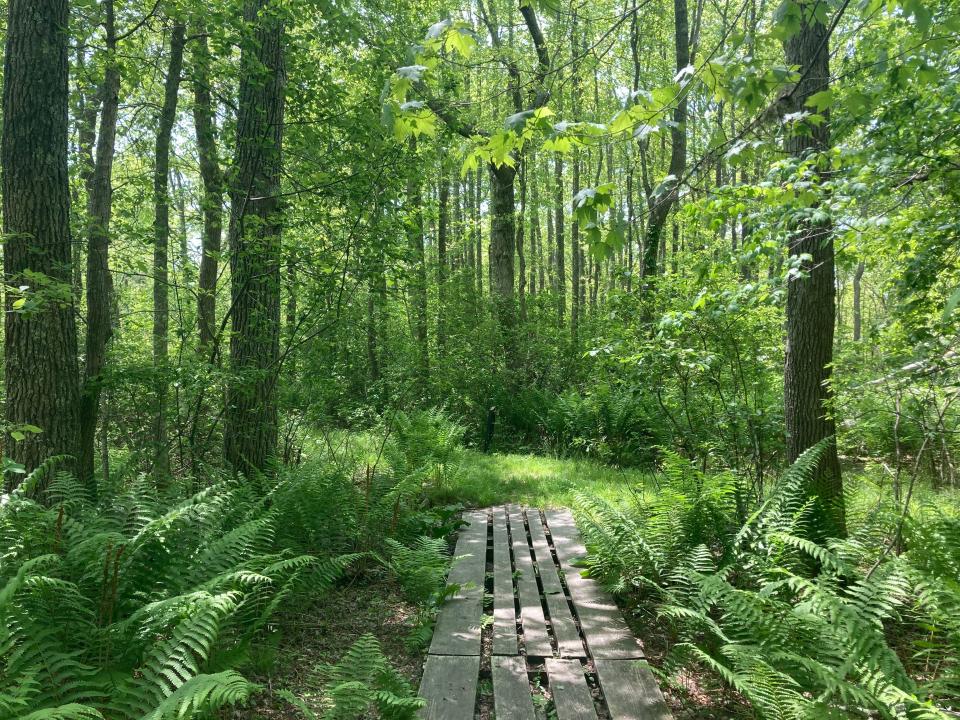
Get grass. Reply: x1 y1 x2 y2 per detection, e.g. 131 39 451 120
303 427 656 510
430 449 655 509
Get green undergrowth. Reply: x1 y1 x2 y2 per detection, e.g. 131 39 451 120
574 445 960 719
302 418 653 510
434 450 654 509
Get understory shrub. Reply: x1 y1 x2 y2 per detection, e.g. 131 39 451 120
540 384 663 467
576 445 960 718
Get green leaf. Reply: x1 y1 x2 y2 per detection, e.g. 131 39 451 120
805 89 834 112
943 287 960 321
771 0 803 41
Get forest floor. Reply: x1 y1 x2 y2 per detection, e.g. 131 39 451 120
246 442 960 718
243 576 423 718
249 448 745 718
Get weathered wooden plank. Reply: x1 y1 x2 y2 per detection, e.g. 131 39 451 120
492 506 519 655
595 658 672 720
429 510 488 656
507 505 553 656
526 509 585 657
492 655 536 720
544 510 643 659
418 654 480 720
546 658 598 720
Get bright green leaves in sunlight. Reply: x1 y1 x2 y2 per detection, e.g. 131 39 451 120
519 0 561 14
703 58 798 114
382 64 439 141
383 20 480 143
461 107 557 175
425 19 478 58
609 84 679 140
572 183 624 260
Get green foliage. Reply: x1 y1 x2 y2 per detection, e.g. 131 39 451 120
279 634 424 720
0 471 359 718
576 446 960 718
382 535 450 607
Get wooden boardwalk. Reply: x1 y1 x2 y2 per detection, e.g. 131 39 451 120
418 506 672 719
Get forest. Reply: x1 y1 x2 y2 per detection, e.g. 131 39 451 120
0 0 958 717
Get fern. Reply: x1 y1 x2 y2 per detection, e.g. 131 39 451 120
0 464 365 719
281 634 423 720
382 536 450 606
139 671 259 720
574 445 960 719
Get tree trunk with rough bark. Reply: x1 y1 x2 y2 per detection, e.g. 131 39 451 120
2 0 82 481
853 261 865 342
475 169 484 296
406 142 429 384
554 156 566 323
782 11 846 540
152 22 186 481
642 0 689 284
224 0 286 479
192 28 224 351
516 156 527 322
489 162 517 331
438 171 449 352
79 0 120 484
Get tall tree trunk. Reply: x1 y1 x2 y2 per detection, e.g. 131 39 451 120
2 0 81 481
642 0 689 284
285 255 297 341
489 162 517 331
554 156 566 323
626 148 636 293
192 28 224 351
531 151 544 295
79 0 120 484
438 170 449 353
74 48 98 297
407 142 429 383
516 156 527 322
152 22 186 481
782 12 845 540
571 147 581 338
466 170 476 291
452 172 462 284
224 0 285 478
475 168 484 296
570 12 581 338
853 261 865 341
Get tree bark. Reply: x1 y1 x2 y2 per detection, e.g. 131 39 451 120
571 147 581 338
531 151 544 295
2 0 81 480
475 168 484 296
516 156 527 322
853 261 865 341
224 0 286 478
438 169 449 352
152 22 186 480
642 0 689 284
489 162 517 331
406 141 429 383
782 11 846 539
192 28 224 351
79 0 121 484
554 156 566 323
